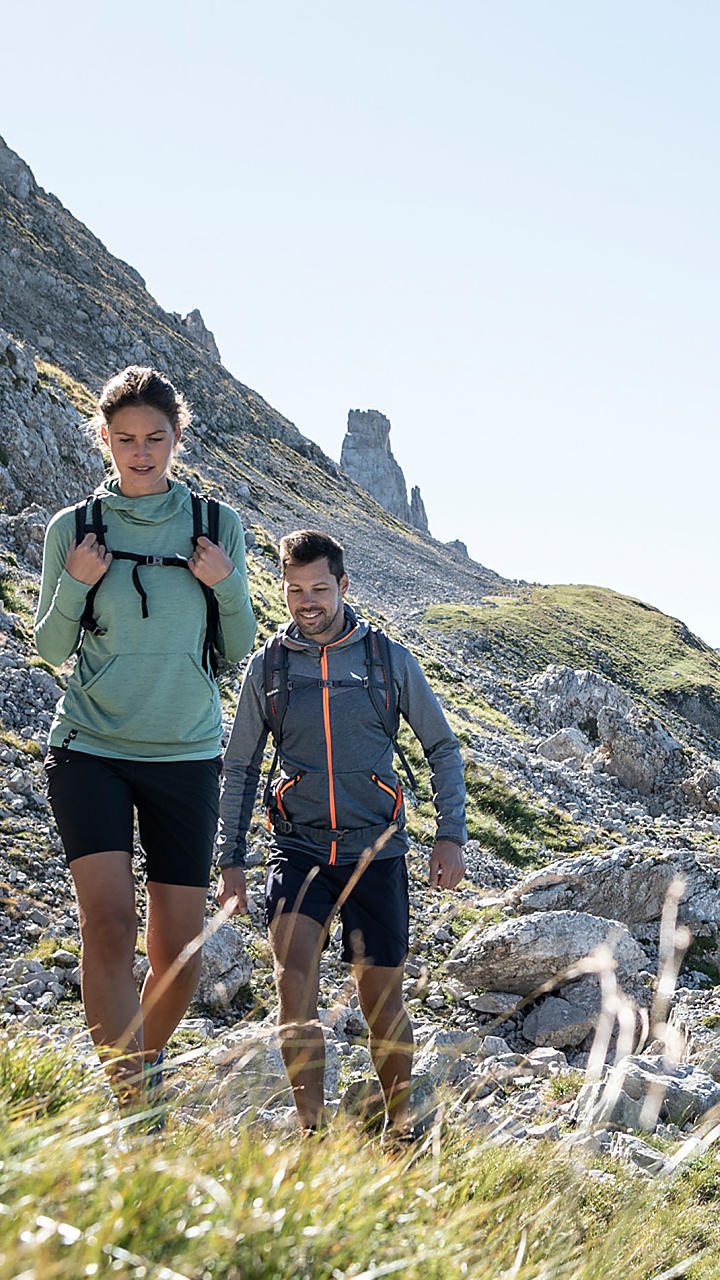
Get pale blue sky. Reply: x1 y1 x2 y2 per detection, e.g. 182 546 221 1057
3 2 719 641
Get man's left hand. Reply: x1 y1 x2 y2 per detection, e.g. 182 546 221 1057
428 840 465 891
188 536 234 586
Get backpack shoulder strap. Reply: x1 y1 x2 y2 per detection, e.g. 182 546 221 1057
74 497 107 638
365 626 419 796
189 491 220 544
365 626 399 739
206 496 220 544
190 491 203 544
189 491 222 675
74 498 88 546
263 634 290 746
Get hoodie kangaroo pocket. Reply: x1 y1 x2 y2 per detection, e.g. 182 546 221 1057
61 652 220 745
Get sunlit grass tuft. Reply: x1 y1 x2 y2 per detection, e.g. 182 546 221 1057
3 1031 720 1278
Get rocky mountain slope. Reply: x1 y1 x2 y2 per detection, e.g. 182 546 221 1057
3 134 720 1171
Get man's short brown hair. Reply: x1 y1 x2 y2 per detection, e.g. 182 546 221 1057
279 530 345 583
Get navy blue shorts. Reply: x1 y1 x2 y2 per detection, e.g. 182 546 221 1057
265 849 409 968
45 748 222 887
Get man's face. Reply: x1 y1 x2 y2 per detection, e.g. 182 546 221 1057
282 557 349 644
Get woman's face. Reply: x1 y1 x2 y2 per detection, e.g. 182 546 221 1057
102 404 181 497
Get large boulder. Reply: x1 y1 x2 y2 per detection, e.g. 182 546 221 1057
577 1055 720 1130
522 995 596 1048
446 910 646 994
524 665 635 736
537 727 592 764
595 706 682 795
669 989 720 1079
193 923 252 1009
510 846 720 930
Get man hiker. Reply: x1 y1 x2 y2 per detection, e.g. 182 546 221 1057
216 530 466 1146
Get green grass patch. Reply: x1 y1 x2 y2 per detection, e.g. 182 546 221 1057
448 901 504 940
28 936 79 964
0 1031 90 1121
546 1069 586 1102
4 1031 720 1278
0 727 42 759
464 762 583 866
35 359 98 417
425 584 720 708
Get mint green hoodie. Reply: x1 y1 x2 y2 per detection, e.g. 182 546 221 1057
35 480 256 761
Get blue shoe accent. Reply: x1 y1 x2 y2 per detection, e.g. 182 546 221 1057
143 1050 165 1132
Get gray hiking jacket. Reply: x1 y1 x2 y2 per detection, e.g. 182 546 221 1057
217 605 467 868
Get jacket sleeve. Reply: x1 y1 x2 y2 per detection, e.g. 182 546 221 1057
212 504 257 664
216 653 269 868
34 509 93 665
394 642 467 847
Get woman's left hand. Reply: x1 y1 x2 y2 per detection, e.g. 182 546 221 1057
187 536 234 586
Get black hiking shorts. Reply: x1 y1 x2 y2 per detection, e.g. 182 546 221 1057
45 748 222 887
265 849 409 968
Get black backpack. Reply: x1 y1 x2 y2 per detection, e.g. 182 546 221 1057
261 624 419 800
73 491 221 675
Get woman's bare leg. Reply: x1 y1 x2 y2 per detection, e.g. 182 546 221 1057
70 849 141 1097
141 882 208 1060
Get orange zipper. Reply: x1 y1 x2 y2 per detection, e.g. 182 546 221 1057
319 627 357 864
266 772 301 829
371 774 403 820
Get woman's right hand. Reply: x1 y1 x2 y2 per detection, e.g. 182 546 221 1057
65 535 113 585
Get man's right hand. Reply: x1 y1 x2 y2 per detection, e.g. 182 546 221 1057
65 534 113 585
216 866 248 915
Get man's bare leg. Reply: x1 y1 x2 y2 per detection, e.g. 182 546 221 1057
355 963 413 1130
269 912 326 1129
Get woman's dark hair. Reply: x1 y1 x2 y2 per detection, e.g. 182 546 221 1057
95 366 192 434
279 530 345 583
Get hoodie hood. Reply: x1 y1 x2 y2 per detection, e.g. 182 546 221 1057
281 603 369 652
93 477 192 525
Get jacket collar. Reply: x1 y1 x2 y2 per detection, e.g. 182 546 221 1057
280 603 369 653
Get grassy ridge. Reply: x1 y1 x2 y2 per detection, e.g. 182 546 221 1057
2 1032 720 1279
425 585 720 704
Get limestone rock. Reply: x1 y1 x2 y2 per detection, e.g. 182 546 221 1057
525 664 635 737
522 995 596 1048
577 1055 720 1131
0 136 35 201
669 989 720 1079
340 409 429 533
537 727 592 764
526 664 683 796
0 504 50 571
194 923 252 1009
0 330 104 514
610 1131 668 1175
445 539 469 557
596 705 681 795
680 765 720 816
446 910 646 994
181 308 221 363
409 485 429 533
511 846 720 929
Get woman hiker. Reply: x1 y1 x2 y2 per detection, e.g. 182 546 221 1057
35 365 256 1112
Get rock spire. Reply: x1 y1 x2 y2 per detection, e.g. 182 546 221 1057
340 409 429 534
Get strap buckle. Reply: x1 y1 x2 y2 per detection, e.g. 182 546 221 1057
146 555 164 566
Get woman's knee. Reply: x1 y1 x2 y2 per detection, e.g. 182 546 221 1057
80 910 137 965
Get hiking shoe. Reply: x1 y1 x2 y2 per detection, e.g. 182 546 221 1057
380 1120 417 1155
